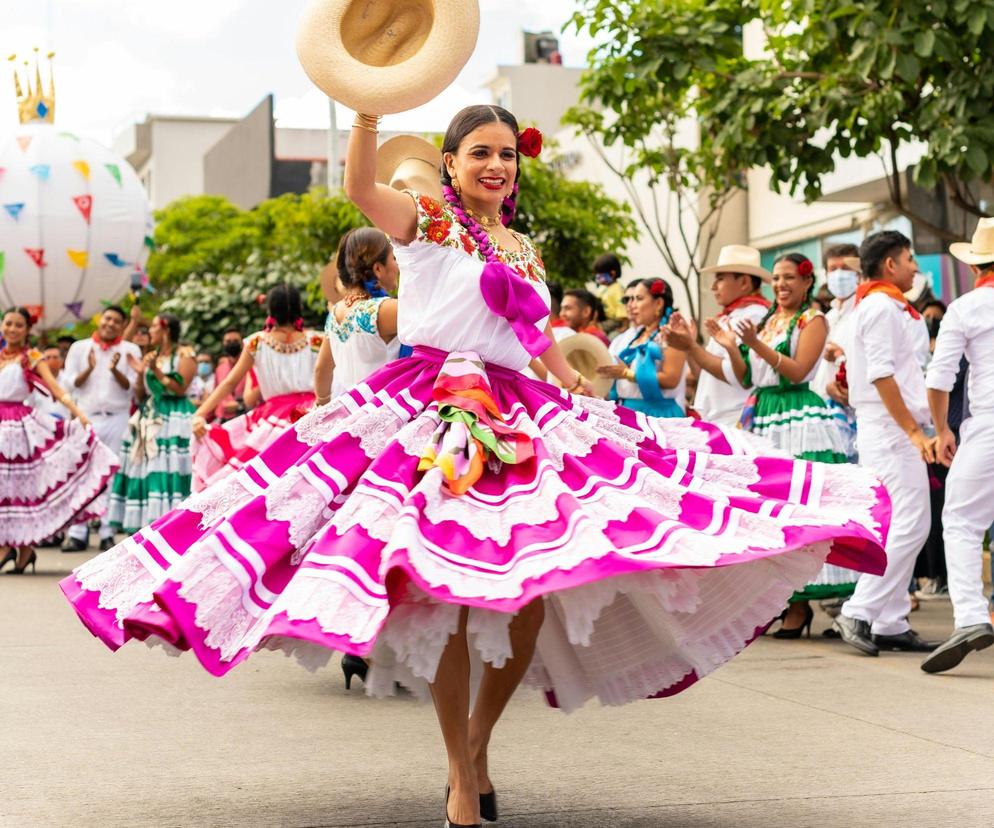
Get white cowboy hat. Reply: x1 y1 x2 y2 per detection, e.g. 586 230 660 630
949 217 994 265
376 134 443 201
296 0 480 115
556 332 615 399
699 244 772 282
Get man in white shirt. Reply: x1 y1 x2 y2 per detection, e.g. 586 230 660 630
665 244 771 427
834 231 938 656
812 244 861 404
920 219 994 673
62 306 142 552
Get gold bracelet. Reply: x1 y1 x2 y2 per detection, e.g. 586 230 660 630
567 370 584 392
315 396 331 406
353 113 382 134
624 367 635 382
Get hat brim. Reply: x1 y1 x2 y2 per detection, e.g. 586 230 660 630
319 259 344 303
556 332 616 398
296 0 480 115
949 242 994 266
699 263 773 282
376 135 443 200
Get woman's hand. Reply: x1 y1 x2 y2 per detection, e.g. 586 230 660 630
664 312 697 351
191 415 208 439
596 362 628 379
735 319 761 348
142 351 158 374
572 377 595 397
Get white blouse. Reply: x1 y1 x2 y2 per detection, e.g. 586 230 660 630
394 191 550 371
326 298 401 397
748 307 823 389
608 327 687 411
244 331 323 400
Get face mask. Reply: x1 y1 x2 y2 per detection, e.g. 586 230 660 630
223 341 242 358
827 269 859 299
594 272 615 286
926 317 942 338
197 363 212 378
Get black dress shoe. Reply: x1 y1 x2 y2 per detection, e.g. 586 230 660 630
921 624 994 673
99 537 116 551
872 629 939 652
832 614 879 656
61 536 89 553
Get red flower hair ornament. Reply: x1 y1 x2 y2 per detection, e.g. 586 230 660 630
649 279 667 296
797 259 814 278
517 127 543 158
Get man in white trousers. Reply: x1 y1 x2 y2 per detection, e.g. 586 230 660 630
920 219 994 672
833 231 939 656
62 306 141 552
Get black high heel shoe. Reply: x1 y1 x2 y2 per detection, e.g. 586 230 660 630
479 790 498 823
772 603 813 639
341 654 369 690
445 786 481 828
10 550 37 575
0 549 16 573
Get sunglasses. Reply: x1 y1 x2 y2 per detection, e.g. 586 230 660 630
621 296 637 305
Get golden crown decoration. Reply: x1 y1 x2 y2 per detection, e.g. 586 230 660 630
8 48 56 124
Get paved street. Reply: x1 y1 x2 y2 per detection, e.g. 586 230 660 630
3 546 994 828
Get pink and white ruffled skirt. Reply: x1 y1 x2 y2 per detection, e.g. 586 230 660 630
1 401 119 546
61 349 889 711
191 391 314 492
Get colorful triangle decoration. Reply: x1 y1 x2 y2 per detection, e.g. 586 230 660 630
73 195 93 223
29 164 51 182
0 251 4 281
104 252 127 267
144 235 155 250
65 301 85 320
24 247 47 268
16 135 32 152
4 203 25 220
105 164 122 186
72 160 91 180
67 249 89 268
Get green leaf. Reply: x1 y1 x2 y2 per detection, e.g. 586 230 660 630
895 52 921 82
968 8 987 34
966 144 989 175
913 29 935 57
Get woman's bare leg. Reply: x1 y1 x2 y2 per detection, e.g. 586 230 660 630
468 598 545 794
429 607 480 825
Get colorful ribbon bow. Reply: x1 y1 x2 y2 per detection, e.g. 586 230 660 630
478 261 550 358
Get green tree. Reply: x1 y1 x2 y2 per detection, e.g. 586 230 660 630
515 148 640 288
570 0 994 247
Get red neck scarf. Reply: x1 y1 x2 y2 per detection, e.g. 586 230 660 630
92 332 123 351
720 294 772 317
855 280 921 319
976 273 994 289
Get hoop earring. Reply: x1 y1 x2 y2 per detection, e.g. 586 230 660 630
452 177 461 195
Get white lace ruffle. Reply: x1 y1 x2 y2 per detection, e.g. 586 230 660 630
183 475 255 531
0 406 56 458
0 416 101 501
72 540 160 624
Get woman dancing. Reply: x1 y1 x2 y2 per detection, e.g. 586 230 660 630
0 307 118 573
63 107 889 828
191 284 323 490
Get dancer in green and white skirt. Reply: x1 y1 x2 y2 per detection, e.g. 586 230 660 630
109 313 196 532
708 253 852 637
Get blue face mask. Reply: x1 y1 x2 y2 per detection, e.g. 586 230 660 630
827 269 859 299
594 272 615 286
197 363 212 378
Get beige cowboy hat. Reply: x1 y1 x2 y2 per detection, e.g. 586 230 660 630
296 0 481 115
556 332 615 399
950 217 994 265
376 134 443 201
699 244 772 282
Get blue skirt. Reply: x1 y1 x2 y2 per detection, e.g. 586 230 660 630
619 397 684 418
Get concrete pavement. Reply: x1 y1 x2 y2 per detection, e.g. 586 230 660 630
3 546 994 828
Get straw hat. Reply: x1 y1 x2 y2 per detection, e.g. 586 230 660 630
376 134 442 201
556 332 615 399
296 0 481 115
950 217 994 265
699 245 772 282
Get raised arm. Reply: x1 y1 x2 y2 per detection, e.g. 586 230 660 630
35 360 90 426
191 346 256 436
343 117 419 243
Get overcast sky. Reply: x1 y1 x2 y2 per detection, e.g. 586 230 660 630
1 0 595 144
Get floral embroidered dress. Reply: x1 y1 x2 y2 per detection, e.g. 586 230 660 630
192 331 323 491
63 192 890 713
0 349 118 545
326 299 401 398
738 306 855 601
109 349 196 533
